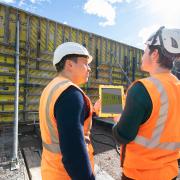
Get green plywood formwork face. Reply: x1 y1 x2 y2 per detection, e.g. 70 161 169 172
0 3 145 122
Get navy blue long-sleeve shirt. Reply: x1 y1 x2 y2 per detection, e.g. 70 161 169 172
54 85 95 180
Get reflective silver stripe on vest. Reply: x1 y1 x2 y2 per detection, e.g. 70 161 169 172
134 77 180 150
42 140 61 153
44 80 70 153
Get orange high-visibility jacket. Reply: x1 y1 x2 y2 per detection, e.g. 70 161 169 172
123 73 180 180
39 76 94 180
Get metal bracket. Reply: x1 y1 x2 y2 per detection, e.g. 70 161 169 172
11 158 19 170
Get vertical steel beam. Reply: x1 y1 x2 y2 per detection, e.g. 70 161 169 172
11 12 20 170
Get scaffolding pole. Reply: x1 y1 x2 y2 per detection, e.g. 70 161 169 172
11 14 20 170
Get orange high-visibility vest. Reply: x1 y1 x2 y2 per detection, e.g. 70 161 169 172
39 76 94 180
123 73 180 180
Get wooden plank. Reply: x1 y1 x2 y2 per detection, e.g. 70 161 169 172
23 147 42 180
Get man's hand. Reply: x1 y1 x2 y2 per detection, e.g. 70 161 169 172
93 99 101 115
113 114 121 123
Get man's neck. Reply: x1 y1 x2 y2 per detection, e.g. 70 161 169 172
58 71 72 81
150 66 170 76
58 71 80 85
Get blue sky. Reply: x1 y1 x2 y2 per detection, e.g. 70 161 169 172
1 0 180 49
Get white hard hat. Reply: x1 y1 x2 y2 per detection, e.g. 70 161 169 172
53 42 93 66
146 26 180 57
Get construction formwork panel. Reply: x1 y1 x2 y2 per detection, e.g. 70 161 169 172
0 3 145 123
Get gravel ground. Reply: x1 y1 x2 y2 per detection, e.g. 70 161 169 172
0 125 29 180
92 121 180 180
0 123 179 180
92 121 122 180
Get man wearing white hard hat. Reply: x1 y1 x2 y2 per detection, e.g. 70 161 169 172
112 27 180 180
39 42 96 180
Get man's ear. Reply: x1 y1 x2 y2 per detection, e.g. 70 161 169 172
151 49 159 63
64 59 73 70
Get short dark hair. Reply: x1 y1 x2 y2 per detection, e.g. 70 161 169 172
55 54 88 73
148 45 174 69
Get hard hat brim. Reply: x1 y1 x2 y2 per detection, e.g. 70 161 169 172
88 55 93 63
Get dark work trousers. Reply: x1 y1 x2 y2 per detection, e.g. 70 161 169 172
121 173 177 180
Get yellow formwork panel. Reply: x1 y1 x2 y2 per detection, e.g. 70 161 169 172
0 113 24 123
101 38 106 64
0 5 5 43
84 32 89 46
0 46 15 57
128 48 133 68
9 10 16 44
27 104 39 111
134 49 141 73
38 62 55 71
64 26 71 42
28 78 50 85
123 46 128 58
0 76 25 83
106 39 111 64
89 34 95 57
77 30 83 44
120 45 125 62
71 28 77 42
29 69 55 79
29 16 39 50
114 43 119 65
28 87 44 94
19 49 27 57
56 24 63 46
0 114 13 122
19 57 27 66
39 53 53 61
95 36 101 63
48 21 55 52
0 95 24 102
98 70 109 79
19 12 28 48
27 113 39 122
0 65 25 74
136 49 140 66
0 104 24 111
40 18 47 52
31 61 49 70
27 96 39 103
111 42 116 64
117 44 121 63
0 86 24 93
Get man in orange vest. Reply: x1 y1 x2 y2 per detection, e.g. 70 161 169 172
112 27 180 180
39 42 96 180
